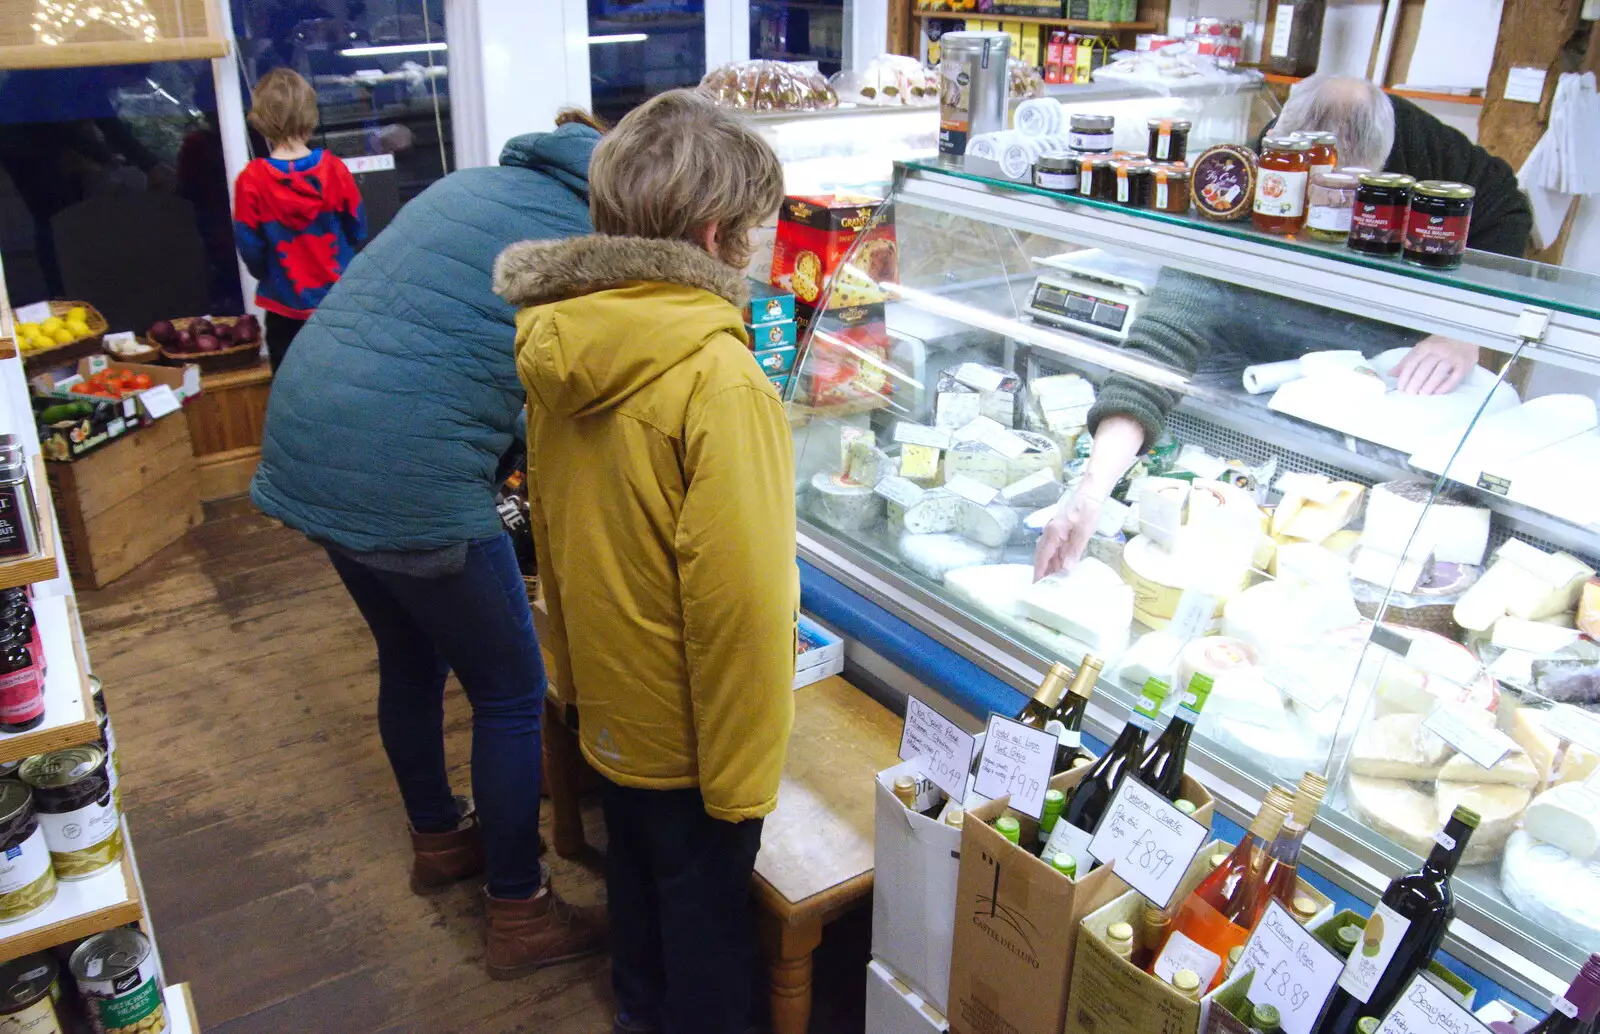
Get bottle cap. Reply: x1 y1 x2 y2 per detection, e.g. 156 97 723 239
1172 969 1201 994
1071 756 1093 770
1265 785 1295 817
1449 805 1482 829
1050 853 1077 878
1293 772 1328 827
1069 655 1104 697
1228 945 1244 965
1248 799 1289 842
1134 677 1170 721
1106 921 1134 946
1251 1003 1281 1027
995 816 1021 843
1209 851 1229 869
1293 896 1319 921
894 775 916 795
1337 924 1362 952
1565 952 1600 1021
944 809 965 829
1034 664 1072 708
1357 1019 1381 1034
1043 788 1066 815
1174 799 1197 815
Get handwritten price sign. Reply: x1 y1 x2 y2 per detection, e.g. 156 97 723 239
1087 776 1209 908
1236 900 1344 1034
899 697 977 802
1373 973 1491 1034
972 714 1056 820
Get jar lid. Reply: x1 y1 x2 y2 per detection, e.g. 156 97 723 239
1079 155 1113 168
1036 155 1077 171
1357 171 1416 188
1262 135 1311 151
1151 166 1190 182
1414 179 1476 200
1311 169 1360 188
0 435 24 484
1302 131 1338 146
1147 118 1193 131
1070 113 1115 131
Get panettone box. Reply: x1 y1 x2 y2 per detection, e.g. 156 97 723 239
770 194 897 310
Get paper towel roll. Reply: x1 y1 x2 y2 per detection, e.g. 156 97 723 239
1243 358 1303 394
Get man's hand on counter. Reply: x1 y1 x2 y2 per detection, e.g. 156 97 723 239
1393 336 1480 395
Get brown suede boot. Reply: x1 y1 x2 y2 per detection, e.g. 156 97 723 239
409 798 485 895
485 885 608 980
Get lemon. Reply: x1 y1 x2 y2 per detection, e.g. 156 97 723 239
64 319 90 338
66 306 87 322
27 333 50 351
50 329 73 345
39 316 63 334
15 323 37 337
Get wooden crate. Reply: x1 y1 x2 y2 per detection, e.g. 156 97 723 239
46 415 202 588
184 359 272 502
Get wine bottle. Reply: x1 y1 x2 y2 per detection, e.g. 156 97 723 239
1050 654 1103 772
995 816 1021 846
1245 772 1328 933
1107 921 1135 961
1038 677 1172 868
1250 1002 1283 1034
1034 789 1066 857
1135 672 1215 802
1312 806 1481 1034
893 773 946 819
1528 953 1600 1034
971 662 1075 777
1150 790 1291 991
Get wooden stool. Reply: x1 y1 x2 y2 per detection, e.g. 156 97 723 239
753 675 901 1034
531 589 595 858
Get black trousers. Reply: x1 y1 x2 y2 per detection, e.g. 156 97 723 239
602 781 764 1034
264 312 306 373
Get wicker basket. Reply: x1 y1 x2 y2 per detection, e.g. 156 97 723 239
107 338 162 364
19 300 109 374
158 316 263 372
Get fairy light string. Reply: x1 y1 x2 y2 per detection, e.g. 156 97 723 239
31 0 161 46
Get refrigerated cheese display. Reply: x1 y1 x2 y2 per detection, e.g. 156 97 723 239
785 157 1600 1007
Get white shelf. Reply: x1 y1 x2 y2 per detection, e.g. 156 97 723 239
0 819 141 963
0 594 96 765
166 982 200 1033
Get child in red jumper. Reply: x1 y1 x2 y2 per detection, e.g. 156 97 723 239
233 69 366 371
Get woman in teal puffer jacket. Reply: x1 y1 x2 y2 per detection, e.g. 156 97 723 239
251 113 605 979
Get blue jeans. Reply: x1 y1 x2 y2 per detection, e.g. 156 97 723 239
326 533 545 899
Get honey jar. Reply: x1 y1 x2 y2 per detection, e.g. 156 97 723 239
1252 135 1312 235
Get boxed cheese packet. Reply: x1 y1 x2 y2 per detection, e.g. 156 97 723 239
745 278 795 327
949 769 1214 1034
748 319 796 353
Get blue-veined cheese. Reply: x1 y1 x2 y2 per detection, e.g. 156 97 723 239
809 471 884 532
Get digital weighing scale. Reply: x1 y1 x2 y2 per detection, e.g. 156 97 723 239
1025 250 1162 343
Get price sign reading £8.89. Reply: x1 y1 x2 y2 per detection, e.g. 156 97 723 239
972 714 1057 820
1087 775 1210 908
1235 900 1345 1034
899 697 977 802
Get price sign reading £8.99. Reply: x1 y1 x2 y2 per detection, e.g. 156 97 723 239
972 714 1057 820
899 697 977 802
1235 900 1345 1034
1087 775 1210 908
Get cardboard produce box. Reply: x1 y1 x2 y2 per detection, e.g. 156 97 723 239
866 959 951 1034
872 759 963 1013
947 769 1215 1034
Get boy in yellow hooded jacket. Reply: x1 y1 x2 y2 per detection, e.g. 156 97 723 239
495 90 796 1034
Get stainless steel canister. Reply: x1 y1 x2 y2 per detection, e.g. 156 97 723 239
938 31 1010 159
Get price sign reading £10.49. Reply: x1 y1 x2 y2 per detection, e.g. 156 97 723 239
972 714 1057 820
1087 775 1210 908
1235 900 1345 1034
898 697 977 802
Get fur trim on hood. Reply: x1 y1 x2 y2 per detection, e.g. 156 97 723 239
494 234 750 310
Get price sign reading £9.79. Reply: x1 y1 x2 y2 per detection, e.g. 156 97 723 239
972 714 1057 820
1087 775 1210 908
899 697 977 803
1235 900 1345 1034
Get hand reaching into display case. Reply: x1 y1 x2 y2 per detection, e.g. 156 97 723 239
1391 335 1481 396
1034 414 1145 580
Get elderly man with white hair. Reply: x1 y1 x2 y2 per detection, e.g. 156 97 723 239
1031 76 1533 581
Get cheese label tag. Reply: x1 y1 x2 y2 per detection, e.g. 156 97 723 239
1266 666 1340 712
1167 590 1217 642
1002 468 1056 501
894 422 953 450
973 714 1057 820
1337 902 1412 1004
1152 929 1222 989
945 474 999 507
951 415 1006 444
935 392 982 429
898 697 976 802
952 363 1008 393
982 426 1032 460
875 476 927 509
898 445 941 481
1423 704 1516 771
1542 704 1600 756
1373 973 1492 1034
13 302 51 325
103 331 135 349
1236 899 1346 1034
1087 776 1210 909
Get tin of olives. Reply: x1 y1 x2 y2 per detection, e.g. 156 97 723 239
70 929 167 1034
20 747 122 881
0 952 62 1031
0 780 56 923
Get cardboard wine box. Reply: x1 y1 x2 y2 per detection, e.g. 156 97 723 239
872 759 964 1013
866 958 952 1034
947 769 1214 1034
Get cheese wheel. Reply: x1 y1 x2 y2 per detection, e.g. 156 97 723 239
960 502 1020 548
1436 781 1530 865
809 471 884 531
1346 775 1437 858
1121 535 1250 629
1350 713 1453 780
1501 832 1600 953
1181 637 1287 730
899 533 1001 581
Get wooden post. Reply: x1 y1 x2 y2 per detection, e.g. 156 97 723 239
888 0 915 56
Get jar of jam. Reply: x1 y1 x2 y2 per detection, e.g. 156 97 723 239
1069 113 1114 155
0 627 42 733
1349 172 1415 256
1150 166 1191 213
1305 168 1360 243
1079 156 1114 201
1252 135 1313 235
1404 180 1475 269
1299 131 1338 173
1147 119 1192 163
1113 162 1151 206
1033 154 1079 193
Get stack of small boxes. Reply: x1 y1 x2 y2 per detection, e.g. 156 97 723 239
744 279 797 397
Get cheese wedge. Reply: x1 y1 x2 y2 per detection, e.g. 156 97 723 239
1580 578 1600 639
1492 616 1582 655
1276 481 1364 543
1436 781 1531 865
1350 713 1454 779
1438 749 1540 788
1018 558 1133 655
1361 480 1490 565
1524 781 1600 859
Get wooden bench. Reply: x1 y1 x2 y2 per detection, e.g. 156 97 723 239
536 638 899 1034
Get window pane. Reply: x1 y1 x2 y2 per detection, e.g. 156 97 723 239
589 0 706 125
750 0 844 75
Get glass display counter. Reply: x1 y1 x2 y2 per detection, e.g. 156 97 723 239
785 156 1600 1003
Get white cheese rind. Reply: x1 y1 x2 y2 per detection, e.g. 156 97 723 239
898 533 1001 581
1491 616 1583 655
1018 559 1133 655
1438 749 1540 788
1347 775 1438 858
1350 713 1454 779
809 471 884 532
960 502 1021 548
1361 480 1491 565
1524 782 1600 859
1501 831 1600 953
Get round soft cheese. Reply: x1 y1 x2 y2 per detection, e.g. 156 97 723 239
1501 831 1600 953
1346 775 1438 859
1122 534 1250 629
1435 780 1530 866
898 533 1001 582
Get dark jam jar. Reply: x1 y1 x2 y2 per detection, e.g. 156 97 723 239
1033 154 1079 193
1147 119 1192 163
1068 113 1114 155
0 628 42 733
1113 162 1151 207
1150 166 1191 213
1349 172 1414 256
1077 156 1108 199
1404 180 1475 269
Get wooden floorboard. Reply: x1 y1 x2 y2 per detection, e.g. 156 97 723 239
78 501 869 1034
